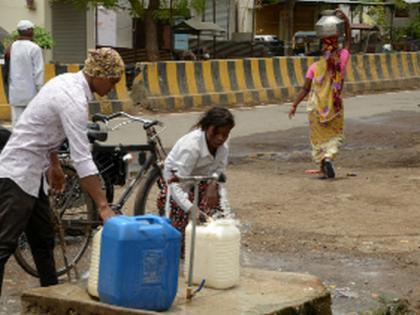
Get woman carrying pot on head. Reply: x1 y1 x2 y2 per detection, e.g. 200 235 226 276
288 9 351 179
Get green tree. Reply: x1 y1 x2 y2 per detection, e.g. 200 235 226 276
58 0 206 61
405 15 420 39
389 0 420 43
3 26 54 49
367 3 386 27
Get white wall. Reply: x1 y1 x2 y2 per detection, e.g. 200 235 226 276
44 0 52 62
237 0 254 33
116 9 132 48
86 6 96 51
97 6 132 48
200 0 235 40
0 0 53 61
0 0 48 33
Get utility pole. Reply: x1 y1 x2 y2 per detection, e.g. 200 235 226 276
170 0 173 53
389 5 395 46
251 0 256 57
251 0 256 38
227 0 231 40
286 0 296 56
213 0 216 58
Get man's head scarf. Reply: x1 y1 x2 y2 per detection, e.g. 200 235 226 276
83 48 125 79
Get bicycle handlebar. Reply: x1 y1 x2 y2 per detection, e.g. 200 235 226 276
92 112 163 130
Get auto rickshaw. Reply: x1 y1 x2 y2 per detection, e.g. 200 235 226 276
293 31 321 56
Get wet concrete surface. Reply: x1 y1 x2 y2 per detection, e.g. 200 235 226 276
21 268 331 315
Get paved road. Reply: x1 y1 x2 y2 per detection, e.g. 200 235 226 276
3 90 420 149
104 90 420 149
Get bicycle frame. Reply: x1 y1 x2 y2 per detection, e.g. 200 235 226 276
110 143 161 212
90 112 167 214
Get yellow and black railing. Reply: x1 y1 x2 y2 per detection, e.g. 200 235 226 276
0 64 132 120
0 52 419 120
138 52 420 111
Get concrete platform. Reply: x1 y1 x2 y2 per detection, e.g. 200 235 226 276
21 268 332 315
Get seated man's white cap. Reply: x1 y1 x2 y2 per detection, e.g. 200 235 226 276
17 20 35 31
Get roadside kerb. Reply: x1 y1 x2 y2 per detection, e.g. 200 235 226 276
0 64 132 121
136 52 420 111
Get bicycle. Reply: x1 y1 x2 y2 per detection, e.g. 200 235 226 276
13 111 168 279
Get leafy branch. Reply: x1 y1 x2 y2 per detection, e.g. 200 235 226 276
3 26 54 49
54 0 206 20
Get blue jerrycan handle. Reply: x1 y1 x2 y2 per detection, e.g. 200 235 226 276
135 215 171 226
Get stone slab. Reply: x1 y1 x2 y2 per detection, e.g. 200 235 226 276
21 268 331 315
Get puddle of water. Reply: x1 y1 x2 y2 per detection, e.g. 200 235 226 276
240 250 415 314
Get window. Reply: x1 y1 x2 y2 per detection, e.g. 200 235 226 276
395 7 409 18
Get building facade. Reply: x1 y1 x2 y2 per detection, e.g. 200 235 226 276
0 0 95 63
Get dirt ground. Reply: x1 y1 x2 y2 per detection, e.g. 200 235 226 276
2 110 420 314
226 110 420 314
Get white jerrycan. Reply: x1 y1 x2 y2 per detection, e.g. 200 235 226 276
184 219 240 289
87 227 103 298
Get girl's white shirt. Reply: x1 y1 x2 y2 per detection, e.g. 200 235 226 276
163 128 229 212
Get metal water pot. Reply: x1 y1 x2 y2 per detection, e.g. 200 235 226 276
315 10 344 38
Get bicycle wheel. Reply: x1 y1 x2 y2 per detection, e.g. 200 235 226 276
14 166 98 277
133 166 165 216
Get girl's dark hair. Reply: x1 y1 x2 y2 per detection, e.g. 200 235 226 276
194 107 235 131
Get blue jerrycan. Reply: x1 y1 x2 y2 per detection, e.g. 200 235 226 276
98 215 181 311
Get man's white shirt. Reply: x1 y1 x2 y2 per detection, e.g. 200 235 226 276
9 39 44 107
0 71 98 197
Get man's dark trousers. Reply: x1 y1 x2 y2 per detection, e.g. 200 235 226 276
0 178 58 295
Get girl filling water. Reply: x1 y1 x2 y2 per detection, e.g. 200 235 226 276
157 107 235 256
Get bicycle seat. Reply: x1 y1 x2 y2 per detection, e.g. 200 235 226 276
143 120 160 129
87 122 108 143
88 130 108 143
87 122 100 130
